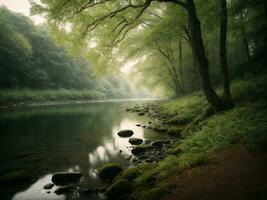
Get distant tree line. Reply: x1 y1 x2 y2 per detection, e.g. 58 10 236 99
0 6 135 98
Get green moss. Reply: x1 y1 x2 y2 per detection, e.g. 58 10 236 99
167 144 182 155
166 127 182 137
120 167 140 181
134 172 156 187
98 163 123 181
156 155 180 177
107 178 131 200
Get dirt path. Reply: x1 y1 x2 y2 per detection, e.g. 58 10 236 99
164 145 267 200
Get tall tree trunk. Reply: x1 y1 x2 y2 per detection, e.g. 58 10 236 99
240 12 254 70
178 37 185 92
186 0 223 112
219 0 232 103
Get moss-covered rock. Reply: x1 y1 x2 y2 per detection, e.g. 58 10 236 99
107 178 131 200
98 163 123 181
152 125 167 133
151 140 171 147
120 167 140 180
131 145 153 155
166 127 182 137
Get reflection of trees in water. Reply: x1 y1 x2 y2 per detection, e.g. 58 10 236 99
0 101 161 200
0 102 139 200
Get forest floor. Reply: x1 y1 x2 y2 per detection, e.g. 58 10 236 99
164 144 267 200
108 74 267 200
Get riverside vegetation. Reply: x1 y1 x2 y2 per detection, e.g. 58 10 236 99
92 74 267 200
0 0 267 199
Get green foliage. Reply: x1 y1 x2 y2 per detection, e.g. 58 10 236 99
0 7 134 99
119 167 140 181
0 89 107 105
166 127 182 137
163 93 208 123
176 76 267 166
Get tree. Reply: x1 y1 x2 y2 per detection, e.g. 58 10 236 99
33 0 226 111
219 0 232 104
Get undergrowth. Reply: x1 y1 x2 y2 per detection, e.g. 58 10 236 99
125 74 267 199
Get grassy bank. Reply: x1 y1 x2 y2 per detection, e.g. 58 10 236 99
0 89 107 106
107 74 267 199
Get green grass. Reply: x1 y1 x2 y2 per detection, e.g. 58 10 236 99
0 89 107 105
162 93 208 124
165 74 267 167
122 74 267 200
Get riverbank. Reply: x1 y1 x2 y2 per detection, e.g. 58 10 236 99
0 89 154 109
0 89 106 107
103 74 267 199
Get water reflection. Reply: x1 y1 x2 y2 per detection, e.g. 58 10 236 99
0 101 165 200
13 175 65 200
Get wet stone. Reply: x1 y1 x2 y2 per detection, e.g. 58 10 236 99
44 183 54 190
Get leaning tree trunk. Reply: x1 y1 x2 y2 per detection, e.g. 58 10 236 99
219 0 232 103
186 0 223 112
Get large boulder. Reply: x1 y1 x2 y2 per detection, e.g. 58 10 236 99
98 163 123 181
129 138 143 145
107 178 131 200
117 130 134 138
51 172 83 186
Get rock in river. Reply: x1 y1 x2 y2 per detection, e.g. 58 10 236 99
117 130 134 137
131 145 153 155
44 183 54 190
52 172 83 186
98 163 123 181
129 138 143 145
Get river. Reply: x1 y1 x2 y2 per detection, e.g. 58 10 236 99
0 100 166 200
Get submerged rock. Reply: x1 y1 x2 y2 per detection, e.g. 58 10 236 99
54 186 74 195
152 140 172 147
129 138 143 145
52 172 83 186
117 130 134 137
44 183 54 190
98 163 123 181
131 145 153 155
107 179 131 200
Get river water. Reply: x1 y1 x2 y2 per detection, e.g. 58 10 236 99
0 100 166 200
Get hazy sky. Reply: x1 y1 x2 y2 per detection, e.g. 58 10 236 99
0 0 45 24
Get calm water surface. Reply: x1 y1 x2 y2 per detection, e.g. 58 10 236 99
0 101 166 200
